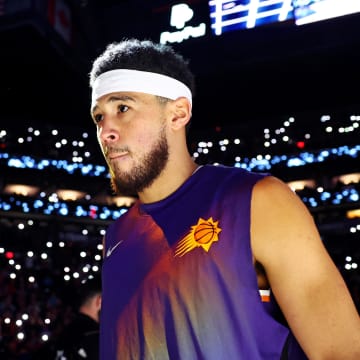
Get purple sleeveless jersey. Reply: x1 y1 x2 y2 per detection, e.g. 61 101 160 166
100 165 308 359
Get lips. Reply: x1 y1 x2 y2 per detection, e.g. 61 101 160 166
108 151 129 161
103 144 128 155
103 145 128 158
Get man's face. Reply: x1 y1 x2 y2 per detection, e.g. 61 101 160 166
109 124 169 196
91 92 170 196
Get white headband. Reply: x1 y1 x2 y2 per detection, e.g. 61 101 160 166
91 69 192 109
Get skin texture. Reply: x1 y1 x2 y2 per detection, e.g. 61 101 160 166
92 90 360 359
251 176 360 359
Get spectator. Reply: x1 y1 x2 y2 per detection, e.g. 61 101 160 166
52 276 102 360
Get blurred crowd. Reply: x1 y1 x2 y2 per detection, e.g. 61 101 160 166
0 224 359 359
0 236 102 359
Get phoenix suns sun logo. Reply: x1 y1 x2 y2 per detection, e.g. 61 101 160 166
174 217 222 257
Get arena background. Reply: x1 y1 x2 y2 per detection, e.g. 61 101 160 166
0 1 359 358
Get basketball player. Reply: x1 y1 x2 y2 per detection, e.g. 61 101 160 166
89 38 360 359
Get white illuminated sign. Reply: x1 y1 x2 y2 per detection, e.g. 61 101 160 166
209 0 293 35
293 0 360 25
160 3 207 44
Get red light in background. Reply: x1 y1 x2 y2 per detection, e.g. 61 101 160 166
89 207 97 219
5 251 14 259
296 141 305 149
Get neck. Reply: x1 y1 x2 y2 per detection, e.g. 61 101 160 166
138 156 199 204
79 305 99 323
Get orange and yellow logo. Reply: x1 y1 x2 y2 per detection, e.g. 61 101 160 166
174 217 222 257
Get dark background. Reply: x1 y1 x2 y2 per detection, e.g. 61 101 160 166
1 0 360 137
0 3 360 358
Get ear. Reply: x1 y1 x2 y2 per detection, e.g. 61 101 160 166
95 294 102 311
170 97 192 130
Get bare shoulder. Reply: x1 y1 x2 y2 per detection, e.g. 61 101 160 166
250 175 318 254
252 175 306 211
250 174 334 280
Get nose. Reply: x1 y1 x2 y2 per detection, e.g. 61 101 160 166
97 118 120 144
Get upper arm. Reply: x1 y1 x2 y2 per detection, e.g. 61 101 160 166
250 176 360 359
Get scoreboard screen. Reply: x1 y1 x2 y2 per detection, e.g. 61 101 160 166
209 0 294 35
209 0 360 35
293 0 360 25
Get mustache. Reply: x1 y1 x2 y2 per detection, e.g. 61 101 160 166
103 145 130 157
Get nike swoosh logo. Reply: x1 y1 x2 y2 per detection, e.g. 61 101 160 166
106 240 124 258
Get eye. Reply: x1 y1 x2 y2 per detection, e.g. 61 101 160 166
118 104 129 113
93 114 103 124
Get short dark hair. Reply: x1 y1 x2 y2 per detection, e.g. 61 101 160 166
89 38 195 97
76 275 102 309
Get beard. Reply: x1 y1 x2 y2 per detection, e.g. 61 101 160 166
109 126 169 196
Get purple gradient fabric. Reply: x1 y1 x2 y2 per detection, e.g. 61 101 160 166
100 165 307 360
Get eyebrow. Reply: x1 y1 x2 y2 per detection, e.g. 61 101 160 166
91 95 135 114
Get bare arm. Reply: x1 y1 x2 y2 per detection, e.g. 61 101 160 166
251 176 360 360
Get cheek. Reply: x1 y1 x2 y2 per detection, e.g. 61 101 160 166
131 114 166 147
134 128 159 146
136 134 152 146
